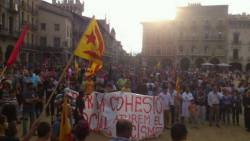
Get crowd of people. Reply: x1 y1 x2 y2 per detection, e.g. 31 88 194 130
0 63 250 141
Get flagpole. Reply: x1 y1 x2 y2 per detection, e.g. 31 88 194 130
0 66 7 79
42 54 74 115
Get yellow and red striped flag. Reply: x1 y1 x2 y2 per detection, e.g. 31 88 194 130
74 18 104 77
176 77 180 97
59 97 73 141
74 59 79 78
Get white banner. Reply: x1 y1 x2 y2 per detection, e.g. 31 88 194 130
83 91 164 140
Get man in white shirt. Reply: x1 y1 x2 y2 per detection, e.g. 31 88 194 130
146 80 155 96
168 84 177 124
207 87 220 127
159 86 171 129
181 88 193 124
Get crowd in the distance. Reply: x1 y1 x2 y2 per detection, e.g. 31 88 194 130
0 63 250 141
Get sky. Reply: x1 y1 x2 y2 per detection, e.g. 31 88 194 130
44 0 250 54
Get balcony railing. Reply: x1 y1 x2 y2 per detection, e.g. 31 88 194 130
203 37 225 41
8 3 19 13
0 27 9 36
31 24 38 31
229 57 243 62
231 41 242 45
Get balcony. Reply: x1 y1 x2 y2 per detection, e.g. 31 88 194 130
229 57 243 62
0 27 9 37
8 3 19 13
231 41 242 45
31 24 38 31
32 9 38 15
203 36 225 41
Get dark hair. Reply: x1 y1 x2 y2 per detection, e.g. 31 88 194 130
116 119 133 138
5 122 17 137
37 122 51 138
72 119 90 140
171 123 187 141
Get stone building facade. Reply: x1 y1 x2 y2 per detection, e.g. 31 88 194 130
142 4 250 70
19 0 40 67
0 0 126 68
38 1 73 67
0 0 22 65
228 14 250 70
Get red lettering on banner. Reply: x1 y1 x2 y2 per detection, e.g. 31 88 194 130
125 95 133 112
84 113 108 130
135 96 142 112
148 126 155 136
140 125 147 137
86 95 93 109
142 97 152 113
89 113 98 129
154 116 161 126
144 115 150 125
82 112 88 120
98 115 107 129
133 114 138 123
153 96 163 114
84 92 164 140
96 96 105 112
110 96 124 111
137 114 143 125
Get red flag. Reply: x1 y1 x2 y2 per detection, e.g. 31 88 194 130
6 24 29 67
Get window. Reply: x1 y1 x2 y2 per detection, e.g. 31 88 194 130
233 32 240 44
204 32 209 39
218 32 222 39
41 23 46 31
179 46 183 53
204 45 208 53
156 48 161 55
21 12 24 24
204 20 210 30
54 37 61 47
217 45 222 49
191 21 196 31
40 36 47 47
2 14 5 29
54 24 60 31
233 49 239 59
179 32 183 39
31 34 34 46
216 20 223 30
9 16 13 33
191 46 195 53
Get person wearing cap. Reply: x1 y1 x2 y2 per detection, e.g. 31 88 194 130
109 119 133 141
171 123 188 141
243 88 250 132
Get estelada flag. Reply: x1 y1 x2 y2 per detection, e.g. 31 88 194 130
74 17 104 77
85 61 101 77
59 97 73 141
74 59 79 78
6 24 28 67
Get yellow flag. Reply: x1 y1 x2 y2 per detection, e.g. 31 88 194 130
85 61 101 77
74 18 104 65
156 62 161 69
74 59 79 78
59 98 72 141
